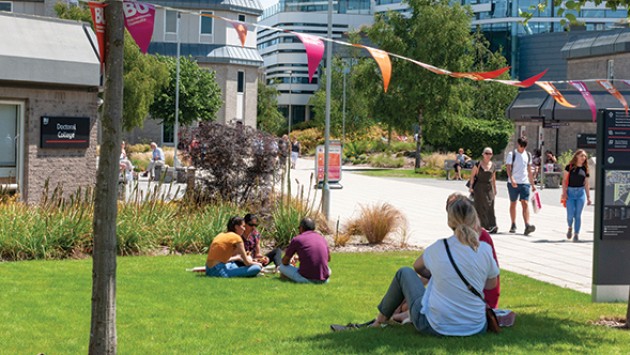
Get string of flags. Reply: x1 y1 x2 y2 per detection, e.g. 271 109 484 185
85 0 630 122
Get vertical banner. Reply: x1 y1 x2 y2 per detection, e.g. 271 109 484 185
535 81 575 107
122 1 156 53
227 20 248 47
569 80 598 122
597 80 629 113
362 46 392 92
295 33 324 83
89 1 107 65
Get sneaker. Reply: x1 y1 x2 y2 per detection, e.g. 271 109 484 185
566 228 572 240
488 226 498 234
573 234 579 242
509 224 516 233
330 319 375 332
524 224 536 236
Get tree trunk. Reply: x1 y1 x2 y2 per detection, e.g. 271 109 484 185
414 110 423 169
89 2 124 354
626 287 630 328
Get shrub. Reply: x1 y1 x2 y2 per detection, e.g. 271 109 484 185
423 152 455 170
126 143 151 154
290 128 322 155
388 141 416 153
368 153 405 168
344 202 408 244
557 149 573 168
425 115 513 155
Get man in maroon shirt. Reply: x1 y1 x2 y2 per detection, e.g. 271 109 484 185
279 218 331 284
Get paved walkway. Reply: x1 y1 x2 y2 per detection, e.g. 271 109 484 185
290 158 594 295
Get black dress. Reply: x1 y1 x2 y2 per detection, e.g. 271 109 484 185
473 162 497 231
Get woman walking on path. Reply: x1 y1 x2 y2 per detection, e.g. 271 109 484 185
562 149 591 242
469 147 498 234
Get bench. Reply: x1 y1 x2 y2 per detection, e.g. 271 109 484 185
443 160 503 180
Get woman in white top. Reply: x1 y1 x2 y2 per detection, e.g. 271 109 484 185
370 196 499 336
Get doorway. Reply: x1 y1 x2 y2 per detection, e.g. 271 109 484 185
0 101 24 196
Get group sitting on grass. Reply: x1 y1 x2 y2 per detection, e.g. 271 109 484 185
205 215 330 284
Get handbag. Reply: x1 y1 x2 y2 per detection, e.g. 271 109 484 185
443 239 501 333
531 190 542 213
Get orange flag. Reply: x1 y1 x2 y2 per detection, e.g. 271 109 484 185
535 81 575 108
227 20 248 47
449 67 510 80
491 69 548 88
597 80 629 113
355 45 391 92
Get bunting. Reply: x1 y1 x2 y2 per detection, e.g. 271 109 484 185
356 45 391 92
294 33 325 83
122 1 156 53
88 1 107 65
569 81 597 122
535 81 576 108
449 67 510 81
597 80 629 113
227 20 248 47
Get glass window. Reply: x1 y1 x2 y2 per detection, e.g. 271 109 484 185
237 71 244 93
0 2 12 12
238 14 246 22
165 10 177 34
201 11 213 35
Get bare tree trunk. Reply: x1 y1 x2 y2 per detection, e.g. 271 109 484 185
89 2 124 354
626 287 630 328
414 110 423 169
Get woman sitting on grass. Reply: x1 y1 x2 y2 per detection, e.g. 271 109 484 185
237 213 283 268
205 216 262 278
333 197 499 335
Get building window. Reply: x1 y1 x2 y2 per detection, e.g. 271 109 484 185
200 11 213 35
0 1 12 11
165 10 177 34
237 71 244 93
238 14 246 22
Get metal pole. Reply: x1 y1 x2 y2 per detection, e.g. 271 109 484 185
342 70 346 146
288 70 292 135
173 12 181 168
322 0 333 219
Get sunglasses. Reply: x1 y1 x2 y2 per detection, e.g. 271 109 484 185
484 152 493 155
247 223 258 227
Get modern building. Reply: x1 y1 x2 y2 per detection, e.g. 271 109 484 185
257 0 373 125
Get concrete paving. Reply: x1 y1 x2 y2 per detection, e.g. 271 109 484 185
289 157 595 295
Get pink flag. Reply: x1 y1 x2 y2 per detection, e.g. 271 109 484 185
227 20 248 47
569 81 597 122
88 2 107 65
295 33 325 83
597 80 629 113
123 1 156 53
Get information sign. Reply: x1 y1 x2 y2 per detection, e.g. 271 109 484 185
577 133 597 149
602 110 630 168
40 116 90 148
315 141 342 184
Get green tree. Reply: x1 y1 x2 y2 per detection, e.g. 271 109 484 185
257 79 285 135
55 2 169 131
149 55 222 126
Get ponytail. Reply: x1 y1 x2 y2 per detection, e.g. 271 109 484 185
447 198 480 251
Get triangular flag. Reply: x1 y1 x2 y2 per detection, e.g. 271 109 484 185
228 20 248 47
88 1 107 65
295 33 324 83
569 81 597 122
536 81 575 108
360 45 392 92
491 69 548 88
450 67 510 80
597 80 629 113
122 1 156 53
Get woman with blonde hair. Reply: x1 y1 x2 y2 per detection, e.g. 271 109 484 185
562 149 591 242
332 197 499 335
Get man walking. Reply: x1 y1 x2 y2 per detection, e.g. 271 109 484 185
279 217 330 284
506 136 536 235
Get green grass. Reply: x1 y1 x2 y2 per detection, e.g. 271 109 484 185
1 252 628 354
360 169 435 178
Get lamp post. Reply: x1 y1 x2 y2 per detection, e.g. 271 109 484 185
288 70 292 135
173 12 181 168
342 65 348 146
322 0 333 219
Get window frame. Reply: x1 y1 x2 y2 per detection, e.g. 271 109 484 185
200 11 214 36
0 1 13 12
165 10 177 34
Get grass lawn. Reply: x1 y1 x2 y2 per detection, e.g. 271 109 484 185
359 169 435 179
1 252 628 354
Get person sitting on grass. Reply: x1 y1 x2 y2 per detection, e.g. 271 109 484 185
278 217 331 284
205 216 262 278
331 197 499 335
236 213 283 269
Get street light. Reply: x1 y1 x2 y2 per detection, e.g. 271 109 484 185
288 70 292 135
342 65 349 147
322 0 333 219
173 12 181 168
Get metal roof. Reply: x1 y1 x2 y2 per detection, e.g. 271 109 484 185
562 28 630 59
203 45 263 66
148 43 263 66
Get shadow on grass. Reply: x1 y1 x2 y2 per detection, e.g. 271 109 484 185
296 313 613 353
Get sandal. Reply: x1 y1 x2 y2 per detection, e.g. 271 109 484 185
330 319 375 332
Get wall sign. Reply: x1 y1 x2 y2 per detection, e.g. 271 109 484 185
40 116 90 148
577 133 597 149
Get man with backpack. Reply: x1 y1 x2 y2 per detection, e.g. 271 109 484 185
505 136 537 235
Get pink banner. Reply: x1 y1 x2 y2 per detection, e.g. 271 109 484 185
88 2 107 65
123 1 156 53
569 81 597 122
597 80 629 113
295 33 324 83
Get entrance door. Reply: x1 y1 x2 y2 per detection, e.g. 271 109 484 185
0 102 22 195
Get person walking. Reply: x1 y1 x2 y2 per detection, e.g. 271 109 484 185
290 137 300 169
469 147 498 234
562 150 591 242
505 136 536 235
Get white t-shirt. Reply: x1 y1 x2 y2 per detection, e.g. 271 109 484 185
421 236 500 336
506 149 531 184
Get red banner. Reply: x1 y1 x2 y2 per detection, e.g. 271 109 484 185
569 81 597 122
123 1 155 53
295 33 324 83
228 20 248 47
491 69 547 88
449 66 510 80
536 81 575 108
89 2 107 65
597 80 629 113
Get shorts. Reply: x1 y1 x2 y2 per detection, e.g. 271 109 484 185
507 183 531 202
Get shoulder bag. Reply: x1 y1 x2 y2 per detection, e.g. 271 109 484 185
442 239 501 333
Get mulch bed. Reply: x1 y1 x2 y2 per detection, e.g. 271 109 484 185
591 316 629 330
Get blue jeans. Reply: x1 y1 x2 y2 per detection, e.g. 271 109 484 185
377 267 440 335
206 262 261 278
278 264 330 284
566 187 586 233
